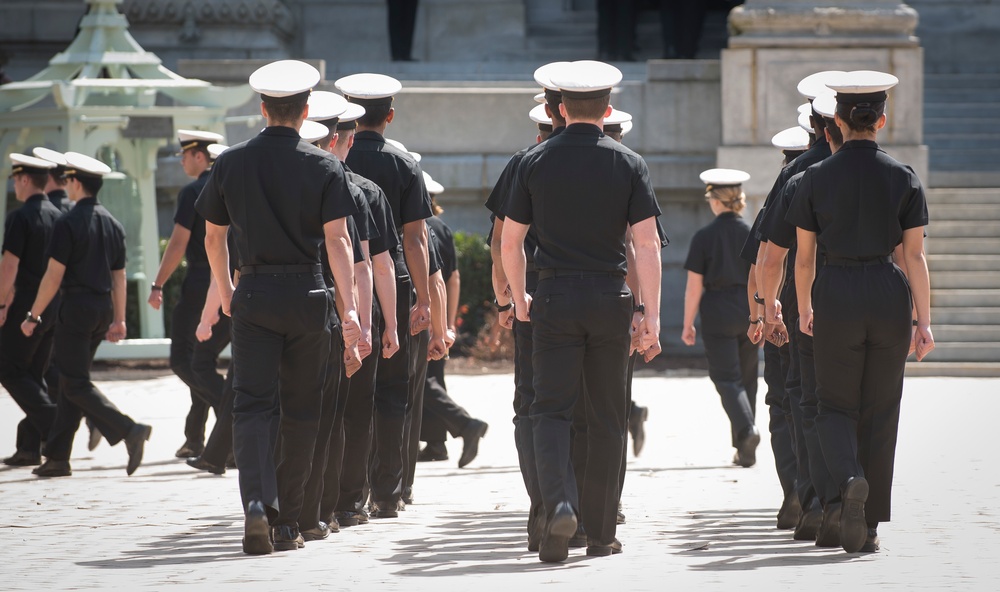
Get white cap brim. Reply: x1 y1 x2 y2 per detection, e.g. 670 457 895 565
249 60 320 98
700 168 750 186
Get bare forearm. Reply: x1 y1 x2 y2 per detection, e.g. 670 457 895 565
200 274 222 324
204 229 233 296
355 258 373 332
759 244 788 307
430 272 447 336
446 271 460 329
634 244 661 322
326 236 357 320
0 254 19 304
403 220 430 306
490 219 509 300
154 229 189 286
904 250 932 325
500 238 527 303
111 268 127 323
747 265 760 318
794 252 816 318
683 273 703 328
372 251 397 333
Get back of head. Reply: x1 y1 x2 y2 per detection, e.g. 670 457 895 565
707 185 746 215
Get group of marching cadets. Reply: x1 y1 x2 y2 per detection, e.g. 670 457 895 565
488 60 666 563
1 149 152 476
722 69 934 555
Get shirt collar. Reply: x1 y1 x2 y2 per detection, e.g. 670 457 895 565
260 126 300 138
841 139 880 151
564 123 604 136
354 130 385 143
75 196 98 207
26 193 47 203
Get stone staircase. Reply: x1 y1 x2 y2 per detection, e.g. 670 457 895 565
909 188 1000 376
925 72 1000 188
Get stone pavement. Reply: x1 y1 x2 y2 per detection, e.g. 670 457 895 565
1 371 997 591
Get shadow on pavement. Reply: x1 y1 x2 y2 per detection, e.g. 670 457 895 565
666 508 860 570
75 518 249 569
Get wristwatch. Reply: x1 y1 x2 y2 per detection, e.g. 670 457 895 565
151 283 163 291
633 303 645 314
25 311 42 325
753 292 765 305
749 316 763 324
495 299 512 312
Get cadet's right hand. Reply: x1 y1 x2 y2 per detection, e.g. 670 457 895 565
147 289 163 310
914 325 935 361
358 325 373 361
344 346 363 377
748 322 763 344
498 307 514 330
681 325 696 346
220 284 235 317
341 311 362 350
409 302 431 335
641 340 662 363
0 307 7 327
514 294 532 323
382 326 400 359
427 333 447 361
799 310 814 337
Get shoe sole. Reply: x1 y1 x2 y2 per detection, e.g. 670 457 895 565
458 423 489 468
736 430 761 468
793 509 823 541
301 531 329 542
538 511 577 563
273 539 302 551
371 510 398 519
840 478 869 553
242 512 272 555
816 505 842 548
126 425 153 476
586 544 623 557
337 516 360 527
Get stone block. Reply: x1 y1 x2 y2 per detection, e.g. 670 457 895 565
721 49 755 146
419 1 526 62
716 145 789 201
177 59 326 84
419 155 485 192
643 75 721 153
887 46 924 145
645 154 718 193
297 1 388 63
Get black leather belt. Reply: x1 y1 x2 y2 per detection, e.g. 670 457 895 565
538 269 625 280
240 264 322 276
823 255 892 267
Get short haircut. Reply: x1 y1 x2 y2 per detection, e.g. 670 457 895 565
76 175 103 196
546 100 566 126
185 146 210 162
357 102 392 128
335 128 354 148
48 169 68 186
562 94 611 122
263 95 309 125
823 116 844 146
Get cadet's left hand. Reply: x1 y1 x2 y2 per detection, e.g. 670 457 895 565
498 307 514 330
341 310 362 350
382 326 400 359
681 325 696 346
0 307 7 327
641 340 662 363
344 346 363 377
358 325 373 361
445 327 456 349
637 314 659 353
409 303 431 335
914 324 935 361
799 310 814 337
427 333 447 361
20 319 35 338
106 321 127 343
514 294 532 323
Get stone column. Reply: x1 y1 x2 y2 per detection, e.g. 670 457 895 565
717 1 928 199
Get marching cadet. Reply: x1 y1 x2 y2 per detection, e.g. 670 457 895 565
786 71 934 554
682 169 760 467
0 153 62 466
24 152 152 478
759 92 842 544
32 147 73 214
418 172 490 468
196 60 360 554
148 129 226 460
486 62 569 552
334 73 434 519
502 60 662 562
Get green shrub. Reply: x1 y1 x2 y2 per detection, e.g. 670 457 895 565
124 238 186 339
452 231 493 355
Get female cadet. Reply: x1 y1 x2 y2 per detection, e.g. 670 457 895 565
682 169 760 468
786 71 934 554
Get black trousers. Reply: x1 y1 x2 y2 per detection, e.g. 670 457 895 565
230 272 332 526
661 0 708 59
512 314 546 537
402 330 429 500
531 276 632 546
333 307 382 515
813 262 911 522
764 341 797 497
420 358 474 443
700 289 758 446
597 0 636 59
387 0 418 60
301 322 344 531
201 368 234 467
45 293 136 460
170 269 213 447
1 289 58 455
795 327 835 504
370 277 414 506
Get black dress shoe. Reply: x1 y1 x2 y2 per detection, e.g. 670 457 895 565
3 450 41 466
32 459 71 477
840 477 869 553
628 405 648 457
586 537 623 557
335 511 363 527
174 441 201 459
186 456 225 475
568 524 588 548
369 502 398 519
816 503 841 548
397 499 407 512
242 500 272 555
125 423 152 476
527 504 543 552
301 521 330 542
458 419 488 468
273 525 304 551
617 502 626 525
86 419 102 452
860 528 880 553
225 453 237 469
416 442 448 462
539 501 577 563
794 499 823 541
734 425 761 468
776 489 802 530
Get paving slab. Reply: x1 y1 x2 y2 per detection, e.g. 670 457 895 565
1 372 997 591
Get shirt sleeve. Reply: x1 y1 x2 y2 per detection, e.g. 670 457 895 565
739 209 764 265
427 229 443 276
173 186 198 230
371 189 400 257
626 156 661 225
683 230 707 274
195 160 230 226
347 217 365 264
785 169 819 232
503 154 534 225
898 167 930 231
765 181 799 249
485 155 516 219
321 159 360 224
399 162 434 225
2 211 28 258
111 223 127 271
48 218 73 266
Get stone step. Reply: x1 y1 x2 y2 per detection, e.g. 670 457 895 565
925 134 1000 150
925 103 1000 119
929 220 1000 238
929 149 1000 172
928 171 1000 188
927 203 1000 220
925 87 1000 102
925 117 1000 135
925 74 1000 90
927 237 1000 254
928 254 1000 272
920 342 1000 363
932 307 1000 324
931 271 1000 290
926 189 1000 204
905 361 1000 377
932 289 1000 307
933 325 1000 343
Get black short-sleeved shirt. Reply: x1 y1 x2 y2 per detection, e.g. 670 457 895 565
3 194 63 291
47 189 72 214
740 137 832 264
345 171 378 242
503 123 661 274
48 196 126 294
427 226 443 276
684 211 751 290
345 166 399 260
762 171 805 250
786 140 929 258
195 126 358 267
427 215 457 282
346 131 432 235
173 170 211 266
